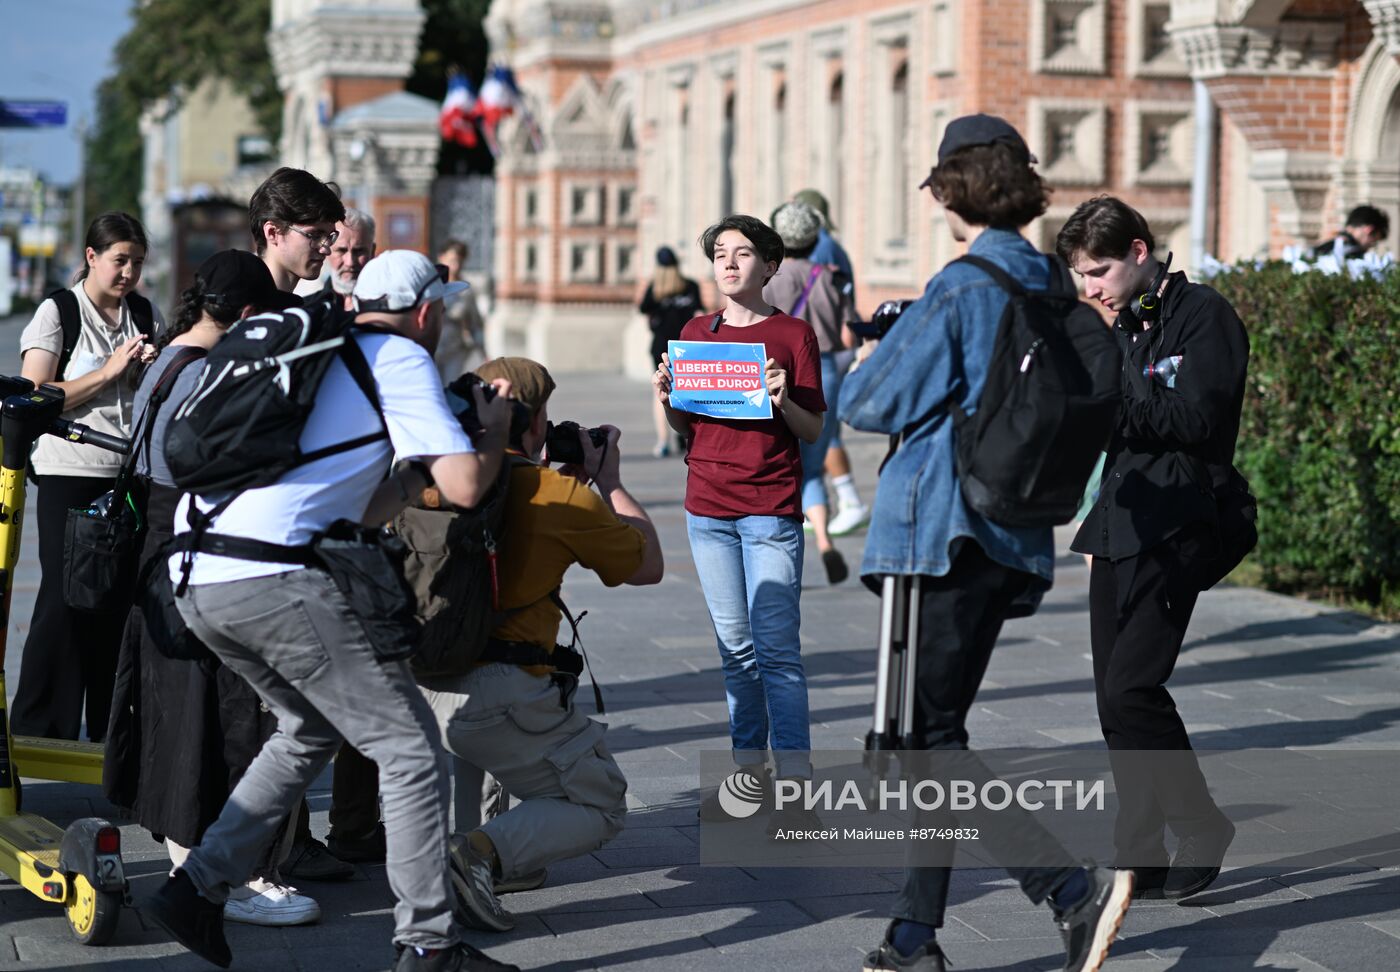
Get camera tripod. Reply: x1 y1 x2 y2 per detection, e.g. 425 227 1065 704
0 377 134 944
864 574 922 796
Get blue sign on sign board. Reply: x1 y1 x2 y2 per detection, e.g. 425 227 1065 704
0 100 68 128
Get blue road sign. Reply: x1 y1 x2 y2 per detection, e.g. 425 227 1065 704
0 100 68 128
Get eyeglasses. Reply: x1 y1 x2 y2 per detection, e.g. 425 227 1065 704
358 264 451 312
287 225 339 251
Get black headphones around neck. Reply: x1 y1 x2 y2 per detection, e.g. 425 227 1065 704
1125 251 1173 328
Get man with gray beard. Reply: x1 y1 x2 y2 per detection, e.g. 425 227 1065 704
320 208 377 310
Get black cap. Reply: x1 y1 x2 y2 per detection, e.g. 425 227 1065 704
919 114 1037 188
195 250 301 312
656 246 678 267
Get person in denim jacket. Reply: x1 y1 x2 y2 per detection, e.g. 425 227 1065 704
840 115 1131 972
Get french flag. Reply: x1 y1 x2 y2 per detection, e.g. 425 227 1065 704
439 71 479 148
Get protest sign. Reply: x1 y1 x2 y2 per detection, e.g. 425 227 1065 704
667 341 772 420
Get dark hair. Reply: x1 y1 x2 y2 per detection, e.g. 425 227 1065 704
249 167 345 254
1056 195 1155 265
1345 204 1389 240
438 239 469 261
785 240 817 260
699 215 785 281
157 275 246 354
74 211 149 283
924 144 1050 229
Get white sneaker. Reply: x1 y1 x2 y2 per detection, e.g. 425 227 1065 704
828 504 870 536
223 879 322 926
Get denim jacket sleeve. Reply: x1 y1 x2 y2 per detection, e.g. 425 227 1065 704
838 277 960 434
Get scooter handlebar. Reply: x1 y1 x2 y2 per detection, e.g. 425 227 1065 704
49 419 131 455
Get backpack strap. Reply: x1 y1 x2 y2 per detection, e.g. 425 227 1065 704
48 289 82 380
125 291 155 340
789 264 826 318
953 254 1025 297
549 588 605 713
48 288 156 380
295 332 390 465
135 347 208 478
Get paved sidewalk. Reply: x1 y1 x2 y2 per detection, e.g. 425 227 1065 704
2 324 1398 970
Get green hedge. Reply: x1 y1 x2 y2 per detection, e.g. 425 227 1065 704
1208 263 1400 617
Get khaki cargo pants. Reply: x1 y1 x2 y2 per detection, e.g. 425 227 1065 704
420 663 628 878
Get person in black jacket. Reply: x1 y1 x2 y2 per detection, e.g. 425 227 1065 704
639 247 701 457
1305 203 1389 262
1058 196 1247 903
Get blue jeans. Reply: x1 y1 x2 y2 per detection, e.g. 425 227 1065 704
685 513 812 778
800 352 843 510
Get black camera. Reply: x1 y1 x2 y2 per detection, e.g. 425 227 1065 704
545 420 608 465
445 373 532 444
848 299 915 340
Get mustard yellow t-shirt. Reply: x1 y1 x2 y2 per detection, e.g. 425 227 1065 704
492 459 646 657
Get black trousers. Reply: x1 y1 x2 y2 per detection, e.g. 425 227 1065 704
893 542 1077 927
330 743 380 839
1089 527 1226 867
11 474 125 741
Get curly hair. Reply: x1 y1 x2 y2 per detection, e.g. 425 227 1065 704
924 144 1051 229
155 274 246 354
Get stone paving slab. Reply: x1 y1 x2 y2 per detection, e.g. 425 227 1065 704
2 334 1398 969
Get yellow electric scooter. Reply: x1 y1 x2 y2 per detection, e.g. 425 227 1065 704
0 377 134 945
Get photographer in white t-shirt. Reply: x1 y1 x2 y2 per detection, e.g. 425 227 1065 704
146 251 520 972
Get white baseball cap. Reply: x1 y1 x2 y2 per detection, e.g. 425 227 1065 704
353 250 470 312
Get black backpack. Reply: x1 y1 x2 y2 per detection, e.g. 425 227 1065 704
164 301 384 494
950 254 1122 527
48 288 155 379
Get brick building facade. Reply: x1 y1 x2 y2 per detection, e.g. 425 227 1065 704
486 0 1400 375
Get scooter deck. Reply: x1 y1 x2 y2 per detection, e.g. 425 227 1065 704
0 812 70 901
12 736 104 786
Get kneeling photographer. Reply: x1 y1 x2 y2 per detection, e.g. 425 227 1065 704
413 357 663 935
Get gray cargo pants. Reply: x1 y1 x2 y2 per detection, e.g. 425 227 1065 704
175 568 458 948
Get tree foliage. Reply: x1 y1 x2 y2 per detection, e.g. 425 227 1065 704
408 0 497 175
84 0 495 215
1211 263 1400 618
111 0 283 140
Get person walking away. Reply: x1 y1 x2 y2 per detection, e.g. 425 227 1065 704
792 188 869 534
12 211 162 741
764 201 854 584
639 246 701 457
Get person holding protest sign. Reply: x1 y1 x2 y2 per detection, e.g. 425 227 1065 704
652 214 824 830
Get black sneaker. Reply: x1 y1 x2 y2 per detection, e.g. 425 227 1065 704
329 822 388 863
1055 867 1133 972
283 836 357 881
1162 818 1236 900
822 548 849 585
1126 865 1169 900
392 941 520 971
697 768 772 822
145 869 232 969
861 923 948 972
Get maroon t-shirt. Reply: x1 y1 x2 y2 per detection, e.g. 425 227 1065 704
678 312 825 519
